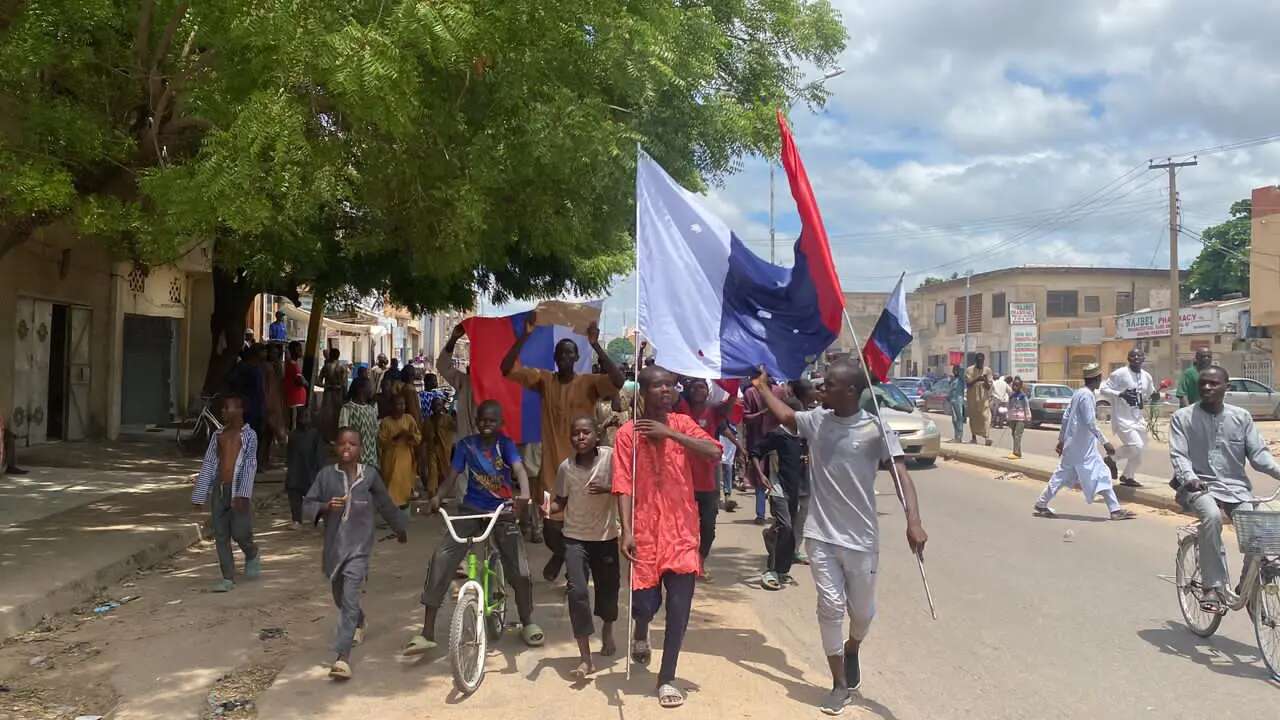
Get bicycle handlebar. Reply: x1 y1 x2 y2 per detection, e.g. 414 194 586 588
1185 485 1280 506
437 501 521 544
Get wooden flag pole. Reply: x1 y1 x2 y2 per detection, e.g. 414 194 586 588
839 277 937 619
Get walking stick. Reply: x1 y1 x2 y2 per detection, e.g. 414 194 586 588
839 302 938 620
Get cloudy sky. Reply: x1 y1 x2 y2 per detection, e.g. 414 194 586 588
505 0 1280 335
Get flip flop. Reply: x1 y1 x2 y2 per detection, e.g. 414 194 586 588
401 635 437 657
1109 509 1137 521
632 639 652 665
657 683 685 708
1032 505 1056 518
570 660 593 680
329 659 352 680
521 623 545 647
761 571 782 591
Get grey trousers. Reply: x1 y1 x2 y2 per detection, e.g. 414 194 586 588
332 559 366 655
1182 491 1253 591
210 482 258 580
949 399 965 440
794 494 809 555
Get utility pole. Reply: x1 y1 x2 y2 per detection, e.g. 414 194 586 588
769 163 776 263
1149 157 1197 381
963 269 973 366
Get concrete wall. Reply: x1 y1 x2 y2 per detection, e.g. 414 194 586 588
1 227 115 440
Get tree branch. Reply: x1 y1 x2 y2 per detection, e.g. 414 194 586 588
134 0 156 74
149 1 190 73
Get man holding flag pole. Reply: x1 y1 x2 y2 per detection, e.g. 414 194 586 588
634 110 933 713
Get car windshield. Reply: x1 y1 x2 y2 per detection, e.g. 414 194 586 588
869 382 916 413
1033 385 1073 399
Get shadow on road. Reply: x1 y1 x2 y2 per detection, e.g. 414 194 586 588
1137 620 1271 681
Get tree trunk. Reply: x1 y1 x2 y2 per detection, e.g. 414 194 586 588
200 266 258 396
302 291 326 411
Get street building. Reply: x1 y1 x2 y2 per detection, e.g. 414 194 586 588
1249 185 1280 389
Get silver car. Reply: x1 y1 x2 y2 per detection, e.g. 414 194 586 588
1226 377 1280 419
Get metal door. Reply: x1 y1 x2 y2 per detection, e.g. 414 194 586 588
12 298 52 445
66 307 92 440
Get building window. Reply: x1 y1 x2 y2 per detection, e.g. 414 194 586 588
953 294 982 334
990 351 1009 375
1116 291 1133 315
934 303 946 326
1046 290 1078 317
992 292 1006 318
1084 295 1100 313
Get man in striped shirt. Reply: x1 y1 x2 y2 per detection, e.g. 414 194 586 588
192 394 262 592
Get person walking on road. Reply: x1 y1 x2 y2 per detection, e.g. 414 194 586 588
965 354 993 446
676 378 737 572
1034 364 1136 521
191 394 262 592
614 365 722 709
1169 365 1280 614
303 428 407 680
319 349 349 443
1006 377 1030 460
1101 349 1157 488
1177 347 1213 407
946 364 966 443
751 395 808 592
436 324 478 440
286 408 327 529
550 416 620 679
752 360 928 716
377 394 421 520
368 355 389 403
338 377 379 468
990 374 1010 429
285 341 308 430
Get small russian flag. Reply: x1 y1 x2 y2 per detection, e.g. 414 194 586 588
862 274 913 382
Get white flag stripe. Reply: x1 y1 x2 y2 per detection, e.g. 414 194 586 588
636 150 732 378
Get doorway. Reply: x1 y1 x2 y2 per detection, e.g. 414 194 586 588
12 298 91 445
121 314 176 427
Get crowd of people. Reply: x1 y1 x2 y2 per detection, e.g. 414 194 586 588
187 312 931 715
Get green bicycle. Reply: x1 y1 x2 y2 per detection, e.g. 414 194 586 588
438 503 511 694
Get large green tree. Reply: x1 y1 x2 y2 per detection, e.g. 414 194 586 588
605 336 636 365
1 1 847 389
1185 199 1250 302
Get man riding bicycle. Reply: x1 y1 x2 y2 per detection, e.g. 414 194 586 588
1169 365 1280 614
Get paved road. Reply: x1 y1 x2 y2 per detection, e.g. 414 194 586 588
3 462 1278 719
924 410 1280 496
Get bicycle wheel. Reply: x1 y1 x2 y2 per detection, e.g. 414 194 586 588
1176 534 1223 638
1252 571 1280 680
449 585 487 694
485 553 508 642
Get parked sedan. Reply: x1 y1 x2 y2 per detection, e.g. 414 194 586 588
865 382 942 466
890 376 930 408
922 378 954 414
1226 377 1280 419
1027 382 1074 427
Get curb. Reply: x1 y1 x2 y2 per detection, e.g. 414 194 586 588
1 485 279 640
939 447 1183 514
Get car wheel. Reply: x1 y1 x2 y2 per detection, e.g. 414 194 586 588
914 457 937 468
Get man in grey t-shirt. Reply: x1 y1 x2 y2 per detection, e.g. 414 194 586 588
754 359 928 716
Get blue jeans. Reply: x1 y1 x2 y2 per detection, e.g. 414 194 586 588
721 462 734 498
755 484 767 520
949 399 965 440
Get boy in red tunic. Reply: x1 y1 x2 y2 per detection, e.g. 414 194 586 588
614 365 721 708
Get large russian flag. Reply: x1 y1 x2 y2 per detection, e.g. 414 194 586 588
461 310 594 444
861 275 913 381
637 112 845 380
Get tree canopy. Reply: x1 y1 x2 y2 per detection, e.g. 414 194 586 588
1185 199 1250 303
605 336 636 365
1 0 848 312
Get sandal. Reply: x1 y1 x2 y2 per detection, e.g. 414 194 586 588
521 623 545 647
329 659 352 680
1198 596 1228 616
1118 477 1143 488
632 639 652 666
657 683 685 708
761 571 782 591
1109 509 1137 521
571 659 593 680
1032 505 1056 518
402 635 437 657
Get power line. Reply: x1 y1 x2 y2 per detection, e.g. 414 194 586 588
1164 132 1280 160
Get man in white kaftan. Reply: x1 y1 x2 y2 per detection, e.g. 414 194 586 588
1100 348 1157 488
1034 363 1137 520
